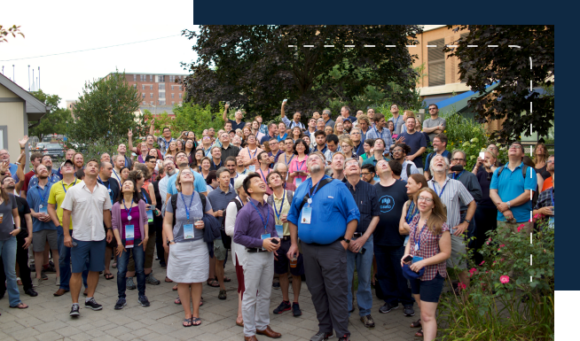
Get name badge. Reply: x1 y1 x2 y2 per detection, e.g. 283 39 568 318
301 206 312 224
261 233 271 240
275 224 284 237
39 206 48 214
295 178 303 187
548 217 554 229
412 255 423 263
183 224 195 239
125 225 135 248
249 165 256 172
414 243 419 251
147 209 154 223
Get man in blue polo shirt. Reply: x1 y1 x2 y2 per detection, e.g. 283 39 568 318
27 164 60 288
287 152 359 341
490 141 537 244
165 152 208 205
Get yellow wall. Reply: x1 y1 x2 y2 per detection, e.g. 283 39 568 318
0 84 25 163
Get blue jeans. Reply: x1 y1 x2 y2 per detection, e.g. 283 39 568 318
0 236 21 307
59 230 88 290
374 244 414 306
347 235 374 316
117 239 145 298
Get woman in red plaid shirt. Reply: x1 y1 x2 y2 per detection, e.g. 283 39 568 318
401 187 451 341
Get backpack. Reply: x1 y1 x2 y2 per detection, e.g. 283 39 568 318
170 193 207 230
496 164 538 206
406 163 413 178
220 197 243 250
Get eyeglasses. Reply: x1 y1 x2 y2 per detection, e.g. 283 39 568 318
546 159 554 163
509 145 522 149
418 196 433 203
361 172 372 176
351 132 360 135
451 158 464 162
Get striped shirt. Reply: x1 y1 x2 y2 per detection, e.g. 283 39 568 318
365 127 393 154
428 177 474 232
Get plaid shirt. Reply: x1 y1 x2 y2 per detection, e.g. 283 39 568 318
156 136 176 156
409 215 450 281
535 187 554 211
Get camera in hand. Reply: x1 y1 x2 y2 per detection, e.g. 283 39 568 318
271 238 279 245
404 255 413 263
450 165 464 172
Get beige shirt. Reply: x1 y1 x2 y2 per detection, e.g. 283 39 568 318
61 181 113 241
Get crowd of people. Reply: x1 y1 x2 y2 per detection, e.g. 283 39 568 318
0 101 555 341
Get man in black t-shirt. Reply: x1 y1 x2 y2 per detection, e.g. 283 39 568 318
373 160 414 316
0 176 37 297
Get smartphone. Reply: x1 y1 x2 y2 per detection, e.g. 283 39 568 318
403 255 413 263
359 248 366 255
271 238 279 245
283 99 287 102
479 152 485 159
226 101 230 105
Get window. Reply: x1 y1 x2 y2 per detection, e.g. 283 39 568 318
171 85 174 90
159 92 165 99
171 93 175 99
159 84 165 90
150 101 154 105
428 38 445 86
150 85 153 90
140 74 145 82
133 74 136 81
159 100 166 105
142 93 145 98
150 93 153 98
159 75 165 82
179 93 182 99
169 75 175 83
142 85 145 90
180 86 184 91
133 84 136 88
172 101 175 105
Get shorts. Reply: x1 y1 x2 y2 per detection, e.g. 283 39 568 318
410 273 445 303
71 238 106 273
446 234 467 270
32 229 58 252
274 239 305 276
213 238 227 261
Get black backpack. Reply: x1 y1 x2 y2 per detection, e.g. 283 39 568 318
406 163 413 178
221 197 243 250
496 164 538 206
170 193 207 229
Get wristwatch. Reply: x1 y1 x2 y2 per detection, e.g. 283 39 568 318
167 240 175 245
464 219 471 224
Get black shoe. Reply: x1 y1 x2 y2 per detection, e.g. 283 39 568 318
403 304 415 316
379 302 398 314
25 288 38 297
338 334 351 341
292 302 302 317
70 304 80 317
273 300 291 314
85 298 103 311
114 298 127 310
138 295 150 307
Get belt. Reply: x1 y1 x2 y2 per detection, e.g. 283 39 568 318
246 248 269 253
281 236 291 241
353 232 363 238
306 236 344 247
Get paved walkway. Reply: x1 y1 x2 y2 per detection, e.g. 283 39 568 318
0 258 420 341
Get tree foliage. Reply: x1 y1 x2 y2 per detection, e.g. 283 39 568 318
29 89 74 140
444 25 554 143
0 24 24 43
181 25 422 121
69 70 141 143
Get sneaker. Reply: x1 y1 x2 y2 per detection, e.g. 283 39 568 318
379 302 398 314
55 277 60 287
41 271 48 280
85 298 103 311
292 302 302 317
403 304 415 316
45 262 56 272
114 298 127 310
273 300 291 314
218 289 227 300
338 334 351 341
138 295 150 307
310 332 333 341
126 277 136 290
32 278 40 288
146 273 160 285
70 304 80 317
360 314 375 328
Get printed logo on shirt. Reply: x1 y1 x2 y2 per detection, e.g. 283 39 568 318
379 195 395 213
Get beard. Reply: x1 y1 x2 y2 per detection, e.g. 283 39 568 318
310 165 322 173
168 169 177 176
179 162 189 168
5 184 15 191
38 174 49 179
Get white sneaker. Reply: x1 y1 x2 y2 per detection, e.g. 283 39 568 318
55 276 61 286
32 277 40 287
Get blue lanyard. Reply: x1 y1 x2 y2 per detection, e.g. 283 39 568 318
62 179 77 194
309 175 328 201
142 191 148 204
247 147 258 160
123 198 134 218
551 187 555 207
124 156 130 167
296 158 306 171
414 222 429 251
259 168 270 183
284 154 294 166
405 201 417 224
98 176 113 201
249 200 270 232
453 171 464 180
434 181 447 198
273 190 285 220
212 160 222 169
180 193 195 220
36 186 49 205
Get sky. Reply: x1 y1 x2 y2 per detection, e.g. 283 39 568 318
1 0 197 107
1 3 441 109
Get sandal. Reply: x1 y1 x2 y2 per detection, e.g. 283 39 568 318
104 273 114 280
172 285 178 291
192 317 202 326
415 329 423 338
175 297 181 305
207 279 219 287
10 302 29 309
410 319 421 328
183 318 193 327
165 277 173 283
216 276 231 283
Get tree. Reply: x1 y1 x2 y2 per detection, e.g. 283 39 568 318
172 103 225 138
69 70 141 143
0 25 24 43
29 90 74 140
444 25 554 143
181 25 422 121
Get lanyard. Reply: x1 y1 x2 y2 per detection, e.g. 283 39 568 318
123 198 134 218
249 200 270 233
124 156 130 168
259 168 270 183
98 176 111 192
393 116 400 132
434 181 447 198
62 179 77 194
405 201 417 224
142 191 148 204
112 169 121 182
284 153 294 166
308 175 328 204
212 160 222 169
296 157 306 171
247 147 258 160
180 193 195 220
453 171 464 180
36 186 49 205
551 187 555 207
273 190 285 220
414 222 429 251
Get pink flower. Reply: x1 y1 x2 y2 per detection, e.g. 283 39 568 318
500 275 510 284
517 224 524 232
500 258 504 262
469 268 477 275
480 261 485 266
499 244 505 248
458 283 467 290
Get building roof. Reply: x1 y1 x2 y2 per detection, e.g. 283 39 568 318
0 73 47 119
435 82 500 115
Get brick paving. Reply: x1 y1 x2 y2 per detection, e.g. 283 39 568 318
0 259 420 340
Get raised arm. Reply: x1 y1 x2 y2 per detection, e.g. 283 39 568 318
128 128 135 153
16 151 26 193
149 118 156 137
222 102 230 122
